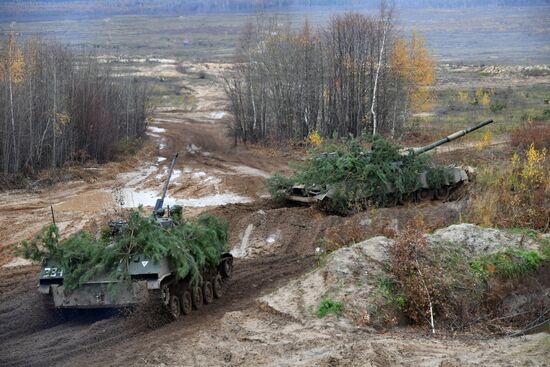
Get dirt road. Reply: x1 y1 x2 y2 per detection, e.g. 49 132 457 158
1 63 547 366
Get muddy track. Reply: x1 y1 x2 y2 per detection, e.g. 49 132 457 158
0 249 314 366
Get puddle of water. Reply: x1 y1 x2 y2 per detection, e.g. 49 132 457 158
191 171 206 179
149 58 176 64
157 157 167 163
122 189 251 208
179 193 251 207
231 224 254 258
187 144 201 154
122 189 176 208
230 165 270 178
118 166 158 187
266 230 281 244
210 111 226 119
148 126 166 134
171 169 182 180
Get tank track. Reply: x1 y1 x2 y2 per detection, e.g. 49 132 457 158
151 256 233 319
318 182 467 214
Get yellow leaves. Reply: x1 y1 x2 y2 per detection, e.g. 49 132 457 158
53 112 71 136
307 130 323 146
477 131 493 151
56 111 71 126
0 34 25 84
476 88 492 106
458 90 470 104
390 32 435 112
471 143 549 230
480 93 491 106
521 143 547 187
511 143 548 191
390 38 409 75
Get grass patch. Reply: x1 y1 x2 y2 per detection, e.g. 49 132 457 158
471 248 545 279
317 299 343 318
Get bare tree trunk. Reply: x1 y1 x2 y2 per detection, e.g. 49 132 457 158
370 21 387 136
52 63 57 168
8 73 17 171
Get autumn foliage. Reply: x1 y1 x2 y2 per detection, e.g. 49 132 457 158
470 144 550 230
226 11 435 145
391 32 435 112
0 35 150 176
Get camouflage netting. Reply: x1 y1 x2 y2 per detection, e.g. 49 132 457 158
15 210 229 290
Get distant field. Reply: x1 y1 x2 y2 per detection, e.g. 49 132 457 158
0 6 548 64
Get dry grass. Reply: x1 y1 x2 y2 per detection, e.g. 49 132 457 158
469 144 550 230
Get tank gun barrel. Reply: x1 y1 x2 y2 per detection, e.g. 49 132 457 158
411 119 494 155
154 152 178 212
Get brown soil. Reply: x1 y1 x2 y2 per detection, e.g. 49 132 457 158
1 62 547 366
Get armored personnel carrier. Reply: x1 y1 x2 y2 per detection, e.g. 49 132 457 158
37 153 233 318
276 119 494 213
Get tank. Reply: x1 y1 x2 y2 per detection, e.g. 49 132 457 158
281 119 494 212
38 153 233 318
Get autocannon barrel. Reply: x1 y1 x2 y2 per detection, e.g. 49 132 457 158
154 152 179 212
411 119 494 155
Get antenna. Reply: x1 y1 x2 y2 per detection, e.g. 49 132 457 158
50 205 56 226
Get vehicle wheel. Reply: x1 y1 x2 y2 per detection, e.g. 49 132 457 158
169 295 181 319
203 281 214 304
418 189 433 202
435 186 451 201
160 283 171 306
192 287 203 310
180 290 192 315
220 259 232 278
213 274 223 299
384 194 398 207
398 192 415 205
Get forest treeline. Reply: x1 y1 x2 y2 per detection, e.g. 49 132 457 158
1 0 547 21
224 11 434 145
0 36 150 176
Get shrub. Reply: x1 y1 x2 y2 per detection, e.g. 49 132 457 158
317 299 343 318
389 228 549 331
469 143 549 230
489 101 506 113
521 108 550 122
390 228 484 330
471 248 544 280
511 122 550 150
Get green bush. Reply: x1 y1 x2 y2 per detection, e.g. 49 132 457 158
375 276 405 310
489 101 506 113
471 248 545 279
15 210 229 290
317 299 343 318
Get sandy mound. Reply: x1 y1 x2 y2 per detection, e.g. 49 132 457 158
261 236 394 324
429 224 543 255
262 224 548 327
